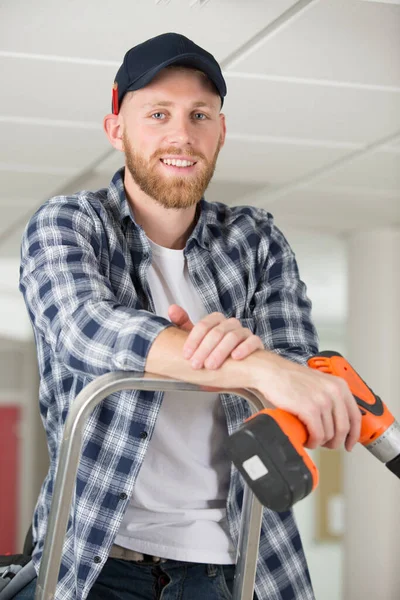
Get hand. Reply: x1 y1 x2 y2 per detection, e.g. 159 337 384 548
250 352 362 452
168 305 264 370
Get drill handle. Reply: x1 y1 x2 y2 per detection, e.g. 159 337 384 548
308 351 394 446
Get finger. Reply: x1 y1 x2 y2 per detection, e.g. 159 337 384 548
329 397 351 450
302 408 326 450
230 335 264 360
204 329 253 370
344 395 362 452
190 318 243 369
168 304 194 332
183 313 225 360
320 406 335 446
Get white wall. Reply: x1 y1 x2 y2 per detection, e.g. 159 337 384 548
0 259 32 341
288 232 348 600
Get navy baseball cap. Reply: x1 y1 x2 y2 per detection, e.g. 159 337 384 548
112 32 227 114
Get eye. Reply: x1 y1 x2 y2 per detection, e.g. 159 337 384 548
151 112 166 120
193 113 207 120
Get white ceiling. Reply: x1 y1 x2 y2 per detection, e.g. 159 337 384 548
0 0 399 338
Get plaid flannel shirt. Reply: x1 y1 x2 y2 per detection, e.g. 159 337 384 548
19 167 319 600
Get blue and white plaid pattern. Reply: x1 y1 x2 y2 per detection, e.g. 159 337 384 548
19 168 319 600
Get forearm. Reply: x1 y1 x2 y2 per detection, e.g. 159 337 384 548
146 325 284 390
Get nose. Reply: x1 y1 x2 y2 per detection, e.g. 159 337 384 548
165 114 194 147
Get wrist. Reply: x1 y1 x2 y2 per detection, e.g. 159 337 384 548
240 349 281 390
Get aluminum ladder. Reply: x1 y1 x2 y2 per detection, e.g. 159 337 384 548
34 372 266 600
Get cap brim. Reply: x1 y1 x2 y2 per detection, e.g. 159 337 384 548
124 53 226 105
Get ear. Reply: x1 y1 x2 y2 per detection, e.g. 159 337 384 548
219 113 227 148
103 113 124 151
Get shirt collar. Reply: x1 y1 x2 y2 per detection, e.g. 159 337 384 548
108 167 213 251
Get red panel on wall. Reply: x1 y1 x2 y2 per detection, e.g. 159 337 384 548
0 406 20 554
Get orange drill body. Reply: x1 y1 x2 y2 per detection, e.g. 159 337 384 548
308 353 395 446
227 351 400 512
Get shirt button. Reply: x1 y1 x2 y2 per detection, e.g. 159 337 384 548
93 556 102 564
119 492 128 501
139 431 148 440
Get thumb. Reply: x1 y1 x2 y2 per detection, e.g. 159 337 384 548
168 304 194 332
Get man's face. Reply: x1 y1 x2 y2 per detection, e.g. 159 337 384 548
119 68 226 209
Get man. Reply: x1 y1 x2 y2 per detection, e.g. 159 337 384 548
17 33 360 600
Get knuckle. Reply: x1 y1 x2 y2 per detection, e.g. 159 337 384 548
319 395 332 411
246 333 258 343
244 335 258 348
227 317 240 327
328 380 342 396
312 433 324 447
213 323 227 336
254 335 264 347
208 328 224 343
307 403 320 419
210 312 224 321
315 394 332 412
194 323 209 338
226 329 243 343
328 439 340 450
324 440 337 450
338 378 351 396
336 423 350 437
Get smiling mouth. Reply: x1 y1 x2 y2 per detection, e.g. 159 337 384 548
160 158 198 169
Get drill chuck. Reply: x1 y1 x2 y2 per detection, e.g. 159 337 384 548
364 420 400 464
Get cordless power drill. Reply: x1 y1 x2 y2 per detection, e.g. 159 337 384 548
226 351 400 512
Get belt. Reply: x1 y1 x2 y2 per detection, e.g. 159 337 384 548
109 544 167 564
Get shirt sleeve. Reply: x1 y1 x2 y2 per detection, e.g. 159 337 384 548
252 216 319 365
19 198 174 377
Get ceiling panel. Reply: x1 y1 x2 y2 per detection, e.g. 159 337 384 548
359 1 400 8
0 170 72 201
0 0 297 62
387 139 400 149
223 77 400 144
0 56 116 122
0 0 399 264
214 138 352 184
309 150 400 190
0 122 108 169
231 0 400 87
269 187 400 232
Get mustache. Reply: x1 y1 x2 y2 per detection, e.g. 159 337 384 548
151 147 206 162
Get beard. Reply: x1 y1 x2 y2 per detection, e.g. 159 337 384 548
123 132 222 210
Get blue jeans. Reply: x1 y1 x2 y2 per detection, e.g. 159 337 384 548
14 557 257 599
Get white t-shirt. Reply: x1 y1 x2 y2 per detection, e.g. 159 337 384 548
115 238 236 564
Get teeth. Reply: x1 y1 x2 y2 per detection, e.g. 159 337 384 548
162 158 195 167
